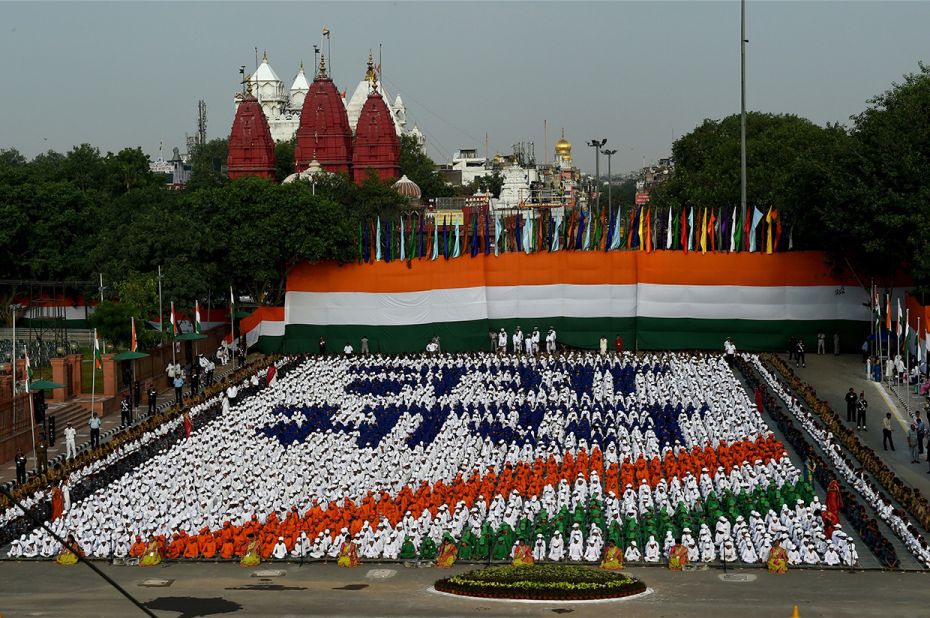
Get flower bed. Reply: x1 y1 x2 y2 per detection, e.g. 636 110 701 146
434 565 646 601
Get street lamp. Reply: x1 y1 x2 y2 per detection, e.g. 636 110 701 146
587 139 607 210
601 148 617 240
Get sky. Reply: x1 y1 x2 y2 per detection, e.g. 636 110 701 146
1 1 928 174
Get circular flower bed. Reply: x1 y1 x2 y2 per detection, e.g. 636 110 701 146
434 565 647 601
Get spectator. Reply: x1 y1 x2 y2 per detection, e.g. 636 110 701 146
882 413 895 451
360 336 370 356
64 422 77 459
88 412 101 448
614 335 624 353
845 388 858 423
173 374 185 407
35 437 48 475
15 450 27 485
908 423 920 463
343 342 354 356
148 385 158 416
120 395 132 426
598 336 608 355
857 394 868 431
817 332 826 355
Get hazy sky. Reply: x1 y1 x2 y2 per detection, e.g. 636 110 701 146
2 1 928 174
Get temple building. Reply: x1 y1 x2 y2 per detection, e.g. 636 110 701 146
226 92 276 180
230 53 404 184
234 50 423 145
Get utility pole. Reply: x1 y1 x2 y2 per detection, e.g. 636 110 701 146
98 273 104 302
740 0 748 224
587 139 607 210
602 148 617 233
157 265 163 333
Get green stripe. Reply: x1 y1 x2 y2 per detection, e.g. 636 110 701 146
278 318 867 355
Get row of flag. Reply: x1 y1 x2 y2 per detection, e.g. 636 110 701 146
357 205 790 263
871 285 929 362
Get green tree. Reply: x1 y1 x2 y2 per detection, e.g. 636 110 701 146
275 139 296 183
399 134 453 199
187 138 229 189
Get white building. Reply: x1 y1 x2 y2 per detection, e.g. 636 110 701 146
450 149 490 186
234 50 425 147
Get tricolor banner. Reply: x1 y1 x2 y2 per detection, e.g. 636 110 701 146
262 251 886 355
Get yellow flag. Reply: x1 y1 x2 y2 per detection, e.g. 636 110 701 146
700 208 707 254
637 206 644 251
765 207 773 254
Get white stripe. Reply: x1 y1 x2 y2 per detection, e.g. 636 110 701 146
286 284 869 326
245 320 285 347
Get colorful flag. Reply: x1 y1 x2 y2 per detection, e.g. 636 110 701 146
94 329 102 369
131 316 138 352
885 294 892 331
23 346 32 392
729 207 737 252
170 301 178 336
399 217 406 261
375 216 382 261
700 208 708 254
194 301 202 334
749 208 763 252
765 207 774 254
680 207 689 253
666 206 673 249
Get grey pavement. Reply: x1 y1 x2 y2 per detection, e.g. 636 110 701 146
774 352 930 496
0 561 926 618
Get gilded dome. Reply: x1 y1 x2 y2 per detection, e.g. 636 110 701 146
555 129 572 157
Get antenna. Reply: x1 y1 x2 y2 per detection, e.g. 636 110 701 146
197 100 207 146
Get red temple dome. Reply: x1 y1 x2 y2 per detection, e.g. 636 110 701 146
352 88 400 185
227 95 276 180
294 56 353 175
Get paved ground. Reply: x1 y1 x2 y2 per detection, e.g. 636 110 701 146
0 561 928 618
773 352 930 494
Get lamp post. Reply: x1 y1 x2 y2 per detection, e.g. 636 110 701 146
601 148 617 231
587 139 607 211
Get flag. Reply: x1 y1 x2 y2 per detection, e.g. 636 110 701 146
266 364 277 387
484 212 491 256
399 217 406 261
194 301 202 334
700 208 708 254
131 316 138 352
925 329 930 363
471 211 479 257
687 208 694 251
749 208 763 252
680 207 688 253
644 208 653 253
729 206 737 252
583 211 592 251
453 220 461 258
94 328 103 369
23 346 32 392
170 301 178 337
765 207 774 254
666 206 673 249
494 214 502 256
707 208 717 252
897 299 903 339
885 294 892 332
376 216 382 261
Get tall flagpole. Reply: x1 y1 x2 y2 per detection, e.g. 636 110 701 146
25 345 36 463
91 329 97 423
740 0 748 225
905 309 911 416
230 286 236 354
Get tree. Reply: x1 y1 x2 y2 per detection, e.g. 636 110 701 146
275 139 296 183
187 138 229 189
399 134 453 199
848 63 930 291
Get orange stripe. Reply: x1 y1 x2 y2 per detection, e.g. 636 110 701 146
287 251 863 294
240 306 285 335
159 438 786 555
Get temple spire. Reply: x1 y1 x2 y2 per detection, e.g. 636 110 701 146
319 52 327 78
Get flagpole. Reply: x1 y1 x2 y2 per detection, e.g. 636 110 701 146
25 345 36 465
230 286 236 355
91 329 97 423
906 309 911 416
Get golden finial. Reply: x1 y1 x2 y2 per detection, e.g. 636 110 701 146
319 53 327 78
365 49 377 82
